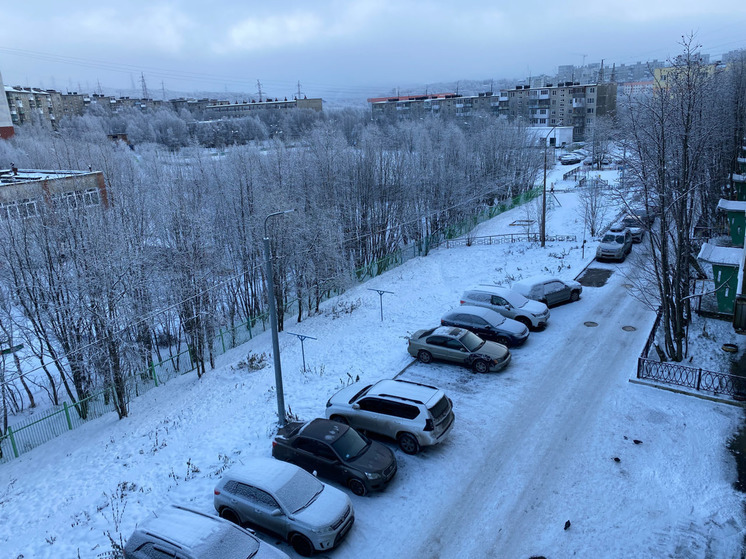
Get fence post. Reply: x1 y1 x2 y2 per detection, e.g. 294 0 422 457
63 401 73 430
219 328 226 353
696 368 702 391
636 358 642 379
8 426 19 458
151 361 159 388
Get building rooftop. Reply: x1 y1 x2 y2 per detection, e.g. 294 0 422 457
0 168 96 186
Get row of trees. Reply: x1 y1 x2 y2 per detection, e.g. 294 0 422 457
0 110 542 428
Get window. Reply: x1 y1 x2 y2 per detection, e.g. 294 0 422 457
490 296 508 306
134 543 177 558
358 397 386 413
295 438 336 461
234 483 278 509
589 87 595 93
444 339 465 351
587 98 594 104
425 335 448 347
587 108 594 114
384 401 420 420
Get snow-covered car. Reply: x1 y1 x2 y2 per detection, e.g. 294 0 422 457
619 214 645 243
325 378 455 455
214 459 354 557
440 306 529 347
407 325 511 373
596 227 633 262
512 276 582 307
460 286 550 329
124 505 289 559
560 153 583 165
272 418 397 496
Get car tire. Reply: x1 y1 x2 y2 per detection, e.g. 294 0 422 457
496 336 510 347
219 507 240 525
473 359 489 374
291 533 315 557
570 291 580 302
397 432 420 455
348 477 367 496
516 316 532 329
330 414 348 425
417 350 433 364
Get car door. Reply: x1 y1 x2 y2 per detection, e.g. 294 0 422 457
466 315 495 340
232 483 288 538
354 397 391 435
544 281 569 306
424 335 450 360
442 338 470 365
490 295 514 320
292 437 338 481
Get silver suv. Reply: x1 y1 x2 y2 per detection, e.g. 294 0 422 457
325 379 455 455
214 458 354 557
460 286 550 329
596 226 633 262
123 505 288 559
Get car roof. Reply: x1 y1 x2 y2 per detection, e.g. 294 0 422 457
428 325 467 338
135 505 245 550
300 418 348 443
368 379 440 405
468 285 527 306
445 305 502 322
514 275 559 287
223 458 306 492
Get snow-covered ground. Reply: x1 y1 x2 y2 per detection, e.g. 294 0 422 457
0 166 744 558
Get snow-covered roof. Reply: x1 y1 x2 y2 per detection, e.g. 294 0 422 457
697 242 743 266
716 199 746 212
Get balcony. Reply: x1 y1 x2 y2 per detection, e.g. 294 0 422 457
572 99 585 108
733 173 746 183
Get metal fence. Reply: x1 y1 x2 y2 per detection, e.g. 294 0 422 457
0 186 549 465
637 358 744 399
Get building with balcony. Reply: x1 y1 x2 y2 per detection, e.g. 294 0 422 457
0 71 13 139
205 97 322 119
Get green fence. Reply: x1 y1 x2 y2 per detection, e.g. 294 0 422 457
0 188 544 465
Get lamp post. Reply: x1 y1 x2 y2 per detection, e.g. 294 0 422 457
541 125 558 248
263 208 295 426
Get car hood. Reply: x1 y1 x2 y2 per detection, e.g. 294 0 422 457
598 241 623 250
523 299 549 316
566 280 582 291
328 383 365 406
476 340 510 359
350 441 395 474
500 317 529 336
293 485 351 528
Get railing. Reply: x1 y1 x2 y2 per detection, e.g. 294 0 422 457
438 232 576 248
637 358 744 399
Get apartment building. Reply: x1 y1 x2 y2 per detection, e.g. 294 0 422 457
204 96 322 118
4 85 59 127
0 71 13 139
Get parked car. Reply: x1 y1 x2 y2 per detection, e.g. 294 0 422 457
619 214 644 243
325 378 455 455
560 153 583 165
214 458 354 557
124 504 289 559
596 226 633 262
460 286 550 329
512 276 582 307
407 325 511 373
440 306 529 347
272 418 397 496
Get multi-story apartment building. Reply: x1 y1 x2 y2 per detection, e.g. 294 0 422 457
0 71 13 139
4 86 59 127
204 97 322 118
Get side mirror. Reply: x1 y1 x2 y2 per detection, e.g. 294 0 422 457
312 470 318 477
351 403 360 410
271 508 283 517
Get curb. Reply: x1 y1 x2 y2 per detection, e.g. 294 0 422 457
628 378 745 407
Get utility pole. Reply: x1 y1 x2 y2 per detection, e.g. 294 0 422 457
140 72 149 99
257 80 264 102
161 81 166 101
296 80 302 99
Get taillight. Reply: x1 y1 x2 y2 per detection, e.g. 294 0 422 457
214 489 221 495
459 300 465 304
272 441 277 448
440 320 445 325
424 418 434 431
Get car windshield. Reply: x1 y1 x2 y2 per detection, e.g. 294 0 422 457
602 233 620 244
461 331 485 352
331 427 369 461
276 470 324 514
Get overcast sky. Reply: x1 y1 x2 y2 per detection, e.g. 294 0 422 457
2 0 746 101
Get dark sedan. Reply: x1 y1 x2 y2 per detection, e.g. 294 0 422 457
272 418 397 496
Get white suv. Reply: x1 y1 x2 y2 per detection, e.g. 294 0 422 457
325 379 455 455
460 286 550 329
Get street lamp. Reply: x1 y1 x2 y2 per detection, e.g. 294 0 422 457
541 125 558 248
263 208 295 426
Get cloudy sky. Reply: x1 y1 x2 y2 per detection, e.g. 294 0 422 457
2 0 746 101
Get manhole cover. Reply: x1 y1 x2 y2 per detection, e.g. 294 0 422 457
723 343 738 353
622 283 634 289
622 325 636 332
584 321 598 327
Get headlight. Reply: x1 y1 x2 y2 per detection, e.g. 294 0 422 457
365 472 381 480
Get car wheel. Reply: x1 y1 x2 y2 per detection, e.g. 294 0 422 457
570 291 580 302
417 350 433 364
516 316 532 329
397 432 420 455
291 533 314 557
348 477 368 496
473 359 489 374
496 336 510 347
330 414 348 425
219 507 240 525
